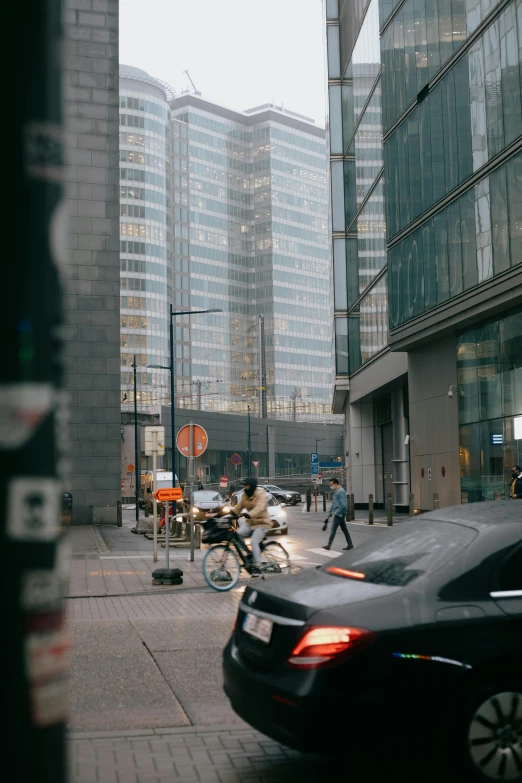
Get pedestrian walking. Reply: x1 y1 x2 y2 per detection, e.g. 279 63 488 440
323 478 354 551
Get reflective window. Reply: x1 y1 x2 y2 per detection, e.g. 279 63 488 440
354 81 383 207
335 318 349 375
347 275 388 373
389 150 522 329
381 0 503 131
457 310 522 501
346 0 381 127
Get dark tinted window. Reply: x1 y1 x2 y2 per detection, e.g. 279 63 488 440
499 547 522 591
326 521 476 587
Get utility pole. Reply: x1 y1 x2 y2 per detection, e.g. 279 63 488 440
3 1 67 780
132 356 140 523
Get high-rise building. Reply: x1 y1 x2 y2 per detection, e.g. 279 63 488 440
326 0 522 509
119 72 336 421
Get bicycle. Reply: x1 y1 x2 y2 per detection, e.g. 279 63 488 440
201 514 290 591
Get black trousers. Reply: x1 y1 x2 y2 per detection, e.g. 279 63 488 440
327 514 353 548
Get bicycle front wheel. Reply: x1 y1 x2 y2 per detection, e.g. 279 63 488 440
261 541 291 574
202 544 241 591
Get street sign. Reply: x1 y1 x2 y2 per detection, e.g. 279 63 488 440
252 460 260 468
230 453 242 466
154 487 183 502
177 424 208 457
144 426 165 456
220 475 228 488
310 452 318 465
127 464 135 472
311 475 320 484
318 473 323 480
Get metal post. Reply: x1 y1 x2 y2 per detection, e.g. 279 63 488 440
314 486 318 512
322 492 326 512
133 355 139 524
409 492 414 517
152 448 158 562
189 422 195 562
169 304 176 484
433 493 439 510
306 488 311 512
165 498 170 569
247 405 252 476
4 0 67 776
368 494 374 525
349 493 355 521
386 493 393 525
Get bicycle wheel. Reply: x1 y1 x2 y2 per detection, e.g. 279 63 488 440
261 541 290 574
202 544 241 591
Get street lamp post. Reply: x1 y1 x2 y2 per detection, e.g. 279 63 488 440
316 437 326 454
149 306 222 486
247 405 252 476
131 355 140 524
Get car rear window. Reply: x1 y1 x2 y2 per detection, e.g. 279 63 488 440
324 521 476 587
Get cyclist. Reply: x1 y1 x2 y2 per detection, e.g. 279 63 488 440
231 477 271 577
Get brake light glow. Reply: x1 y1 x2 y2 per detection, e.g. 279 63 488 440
326 566 366 580
287 626 375 669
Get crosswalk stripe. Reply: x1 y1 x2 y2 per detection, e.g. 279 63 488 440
305 548 342 558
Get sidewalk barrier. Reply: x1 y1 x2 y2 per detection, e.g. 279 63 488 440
433 493 439 510
368 494 374 525
409 493 414 518
461 491 468 504
349 493 355 521
386 493 393 526
494 491 502 500
117 500 122 527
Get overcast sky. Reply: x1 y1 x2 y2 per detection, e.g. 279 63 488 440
119 0 327 126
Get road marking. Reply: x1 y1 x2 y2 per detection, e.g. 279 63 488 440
301 504 307 513
288 554 308 561
306 548 342 558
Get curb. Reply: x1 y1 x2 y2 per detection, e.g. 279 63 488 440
69 723 254 741
91 525 110 553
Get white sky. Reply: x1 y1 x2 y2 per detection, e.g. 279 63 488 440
119 0 327 126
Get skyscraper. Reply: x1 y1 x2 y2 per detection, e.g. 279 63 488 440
326 0 522 509
120 72 336 421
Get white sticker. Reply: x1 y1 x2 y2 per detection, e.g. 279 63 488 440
21 571 63 612
0 384 55 449
7 477 60 542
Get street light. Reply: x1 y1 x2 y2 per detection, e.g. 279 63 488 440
316 437 326 454
149 305 223 485
131 355 140 524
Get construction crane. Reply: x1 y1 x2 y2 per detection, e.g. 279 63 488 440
183 70 201 96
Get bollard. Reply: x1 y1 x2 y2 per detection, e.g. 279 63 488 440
461 491 468 504
409 493 414 518
433 492 439 510
322 492 326 512
117 500 122 527
386 493 393 526
368 494 374 525
349 493 355 521
494 490 502 500
306 488 311 512
314 486 318 512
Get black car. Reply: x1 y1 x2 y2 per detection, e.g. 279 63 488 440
259 484 301 505
223 503 522 781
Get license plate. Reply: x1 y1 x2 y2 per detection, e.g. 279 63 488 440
243 613 273 644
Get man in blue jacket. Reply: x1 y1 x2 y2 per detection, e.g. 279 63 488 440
323 478 354 551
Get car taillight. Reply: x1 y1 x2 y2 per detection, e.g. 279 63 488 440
287 626 375 670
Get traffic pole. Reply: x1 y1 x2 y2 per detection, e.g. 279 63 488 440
3 1 67 780
189 421 195 562
152 445 158 562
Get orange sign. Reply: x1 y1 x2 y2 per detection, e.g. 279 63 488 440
127 464 135 472
176 424 208 457
154 487 183 501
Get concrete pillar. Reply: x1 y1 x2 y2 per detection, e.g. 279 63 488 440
391 386 409 508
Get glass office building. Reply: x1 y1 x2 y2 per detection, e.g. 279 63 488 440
326 0 522 509
119 71 336 422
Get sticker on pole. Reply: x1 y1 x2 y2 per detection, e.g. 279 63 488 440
220 475 228 488
176 424 208 457
7 477 60 541
230 453 242 466
252 461 260 468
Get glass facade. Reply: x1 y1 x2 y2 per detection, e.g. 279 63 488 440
119 66 175 411
457 309 522 500
330 0 388 377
